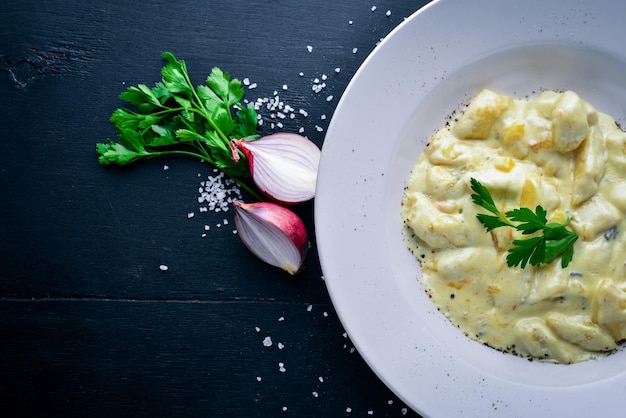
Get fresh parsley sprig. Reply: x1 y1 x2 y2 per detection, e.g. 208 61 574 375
470 177 578 269
96 51 262 199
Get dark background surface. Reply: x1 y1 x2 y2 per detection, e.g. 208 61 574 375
1 1 432 416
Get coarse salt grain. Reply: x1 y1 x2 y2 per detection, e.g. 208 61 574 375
368 411 373 415
257 376 262 382
277 342 284 349
307 45 313 52
318 376 324 383
386 10 392 16
187 212 195 219
401 408 408 415
352 47 358 54
278 316 285 322
248 83 257 89
307 304 313 312
243 77 250 86
263 336 273 347
282 407 288 412
371 5 377 11
278 362 286 372
335 67 341 73
159 265 168 271
326 95 333 102
255 327 261 332
163 165 169 170
312 391 319 398
346 407 352 413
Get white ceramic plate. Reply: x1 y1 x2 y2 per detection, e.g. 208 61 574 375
315 0 626 416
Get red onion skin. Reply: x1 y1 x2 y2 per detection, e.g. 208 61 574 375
233 201 309 272
231 134 319 205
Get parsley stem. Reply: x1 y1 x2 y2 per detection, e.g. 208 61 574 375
178 67 233 149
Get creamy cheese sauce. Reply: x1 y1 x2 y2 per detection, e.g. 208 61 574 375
401 89 626 363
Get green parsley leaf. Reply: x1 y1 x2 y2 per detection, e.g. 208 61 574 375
470 177 578 269
95 51 262 200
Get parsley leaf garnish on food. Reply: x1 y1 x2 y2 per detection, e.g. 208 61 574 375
96 51 261 198
470 177 578 269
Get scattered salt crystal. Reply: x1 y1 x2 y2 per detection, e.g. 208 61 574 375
326 95 333 102
348 20 353 25
263 336 273 347
346 407 352 413
278 362 286 372
187 212 195 219
371 5 377 11
201 233 206 238
223 219 228 225
335 67 341 73
299 72 304 77
368 411 373 415
307 45 313 52
256 376 262 382
343 332 348 338
255 327 261 332
232 230 237 234
163 165 169 170
321 74 328 81
321 114 327 120
243 77 250 86
315 125 324 132
352 47 358 54
401 408 408 415
282 407 288 412
277 122 284 128
248 83 257 89
350 347 355 353
307 304 313 312
298 127 305 134
278 316 285 322
323 311 329 317
386 10 392 16
318 376 324 383
312 391 319 398
282 84 288 90
277 342 284 350
299 109 308 117
159 265 168 271
388 400 393 405
204 225 210 231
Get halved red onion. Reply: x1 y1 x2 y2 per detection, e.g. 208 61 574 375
232 133 320 204
233 201 309 275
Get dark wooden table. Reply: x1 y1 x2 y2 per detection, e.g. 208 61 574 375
1 1 431 416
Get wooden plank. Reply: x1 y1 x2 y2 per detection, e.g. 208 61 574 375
1 299 418 417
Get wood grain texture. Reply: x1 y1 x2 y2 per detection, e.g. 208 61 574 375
0 0 430 416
